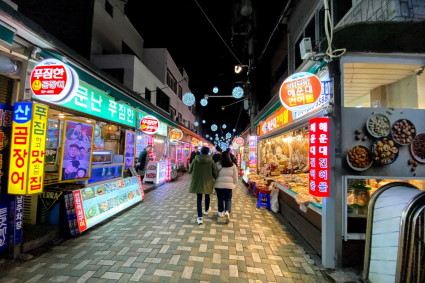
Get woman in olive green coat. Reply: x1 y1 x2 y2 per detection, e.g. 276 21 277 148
189 147 218 225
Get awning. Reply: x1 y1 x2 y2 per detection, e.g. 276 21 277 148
178 125 201 140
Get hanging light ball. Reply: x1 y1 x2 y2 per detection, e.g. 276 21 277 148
226 133 231 139
233 129 236 132
232 86 244 99
211 124 218 131
206 134 209 138
210 137 213 140
222 124 227 129
213 87 219 94
194 121 199 126
215 133 218 136
202 120 206 124
183 92 196 106
215 137 219 141
200 98 208 106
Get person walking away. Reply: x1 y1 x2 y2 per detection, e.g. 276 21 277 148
189 146 218 225
225 148 238 166
212 146 222 163
214 151 238 223
189 146 199 164
137 145 152 179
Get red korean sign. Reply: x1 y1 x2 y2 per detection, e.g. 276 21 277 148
237 154 241 167
309 117 330 197
30 58 78 104
72 190 88 232
280 72 322 112
169 128 183 140
140 115 159 134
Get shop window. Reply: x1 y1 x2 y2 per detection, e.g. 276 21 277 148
156 87 170 112
343 62 425 109
166 70 177 94
145 88 151 102
169 106 176 119
105 0 113 17
178 85 183 100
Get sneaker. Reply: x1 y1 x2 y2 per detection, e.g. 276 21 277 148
218 212 224 217
224 211 230 223
197 217 203 225
203 210 209 216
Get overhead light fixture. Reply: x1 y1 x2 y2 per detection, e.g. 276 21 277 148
234 65 243 74
58 113 65 119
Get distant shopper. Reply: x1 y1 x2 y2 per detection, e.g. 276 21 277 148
190 146 199 164
225 148 238 166
212 146 222 163
214 151 238 223
189 146 218 225
137 145 152 177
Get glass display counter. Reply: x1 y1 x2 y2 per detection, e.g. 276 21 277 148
144 161 167 184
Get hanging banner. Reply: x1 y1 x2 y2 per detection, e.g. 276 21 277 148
308 117 330 197
169 128 183 141
248 136 257 170
280 72 322 112
140 115 159 134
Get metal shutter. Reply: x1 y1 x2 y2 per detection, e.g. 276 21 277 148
0 75 13 104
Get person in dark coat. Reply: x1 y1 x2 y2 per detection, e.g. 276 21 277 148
137 145 152 177
212 146 222 163
189 147 218 225
225 148 238 166
189 146 199 164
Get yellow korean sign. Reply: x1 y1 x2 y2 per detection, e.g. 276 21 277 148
8 102 48 195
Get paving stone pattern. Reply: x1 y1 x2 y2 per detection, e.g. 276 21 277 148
0 175 330 283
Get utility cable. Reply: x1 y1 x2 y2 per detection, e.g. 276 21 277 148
193 0 243 66
323 0 346 59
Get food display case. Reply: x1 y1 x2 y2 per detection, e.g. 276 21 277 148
92 150 113 165
64 176 144 235
143 161 167 184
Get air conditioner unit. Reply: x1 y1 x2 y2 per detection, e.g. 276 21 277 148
299 37 313 60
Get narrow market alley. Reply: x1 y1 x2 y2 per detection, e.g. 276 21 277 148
0 175 330 283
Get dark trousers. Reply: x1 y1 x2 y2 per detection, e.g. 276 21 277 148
215 188 232 213
197 194 210 217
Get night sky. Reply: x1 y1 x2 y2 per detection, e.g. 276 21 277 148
126 0 284 138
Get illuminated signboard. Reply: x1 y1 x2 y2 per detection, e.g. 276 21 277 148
233 137 244 146
30 58 78 104
137 112 167 136
140 115 159 134
280 72 322 112
31 60 136 128
308 117 330 197
191 137 199 146
169 128 183 141
248 136 257 170
259 107 293 136
8 102 49 195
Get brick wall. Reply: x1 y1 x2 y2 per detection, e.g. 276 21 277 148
336 0 425 29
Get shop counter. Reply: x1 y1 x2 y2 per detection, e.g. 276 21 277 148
276 183 322 255
144 161 167 184
64 176 144 235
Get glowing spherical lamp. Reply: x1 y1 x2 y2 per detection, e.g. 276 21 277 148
206 134 209 138
213 87 219 94
226 133 231 138
233 129 236 132
211 124 218 131
202 120 206 124
200 98 208 106
183 92 196 106
194 122 199 126
222 124 227 129
232 86 244 99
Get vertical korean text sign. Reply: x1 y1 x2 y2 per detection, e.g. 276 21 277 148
308 117 330 197
8 102 49 195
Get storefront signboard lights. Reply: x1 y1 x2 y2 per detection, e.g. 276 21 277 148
200 98 208 106
30 58 79 104
213 87 219 93
183 92 196 106
232 86 244 99
211 124 218 131
222 124 227 129
140 115 159 134
279 72 322 112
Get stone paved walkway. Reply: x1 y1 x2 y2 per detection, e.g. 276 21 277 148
0 174 330 283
